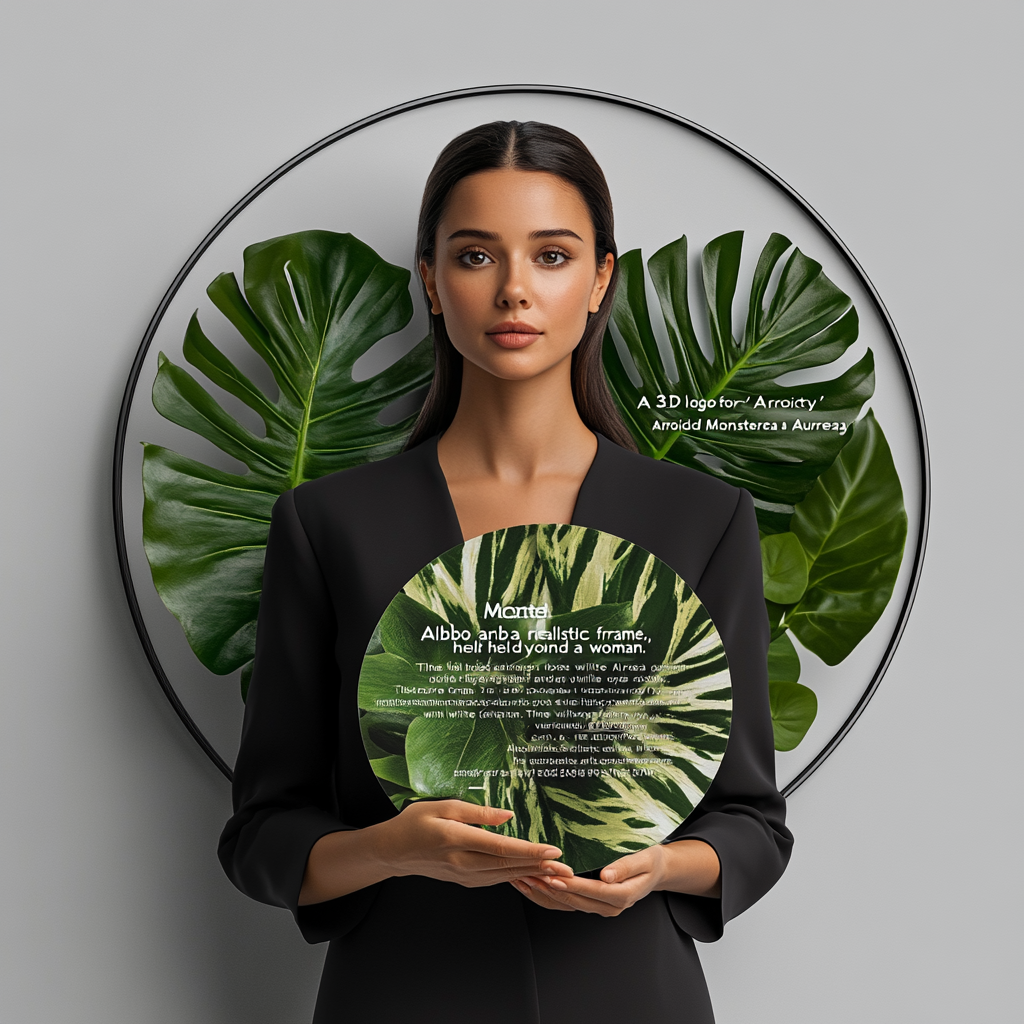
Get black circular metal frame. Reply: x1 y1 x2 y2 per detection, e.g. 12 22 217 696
112 84 931 793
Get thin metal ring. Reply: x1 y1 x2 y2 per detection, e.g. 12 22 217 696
112 83 931 793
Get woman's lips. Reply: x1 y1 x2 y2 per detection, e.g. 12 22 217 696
486 321 542 349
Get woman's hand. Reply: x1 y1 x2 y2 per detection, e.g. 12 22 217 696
378 800 573 886
509 839 720 917
299 800 572 905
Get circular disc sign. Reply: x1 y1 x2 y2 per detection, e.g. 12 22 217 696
357 524 732 873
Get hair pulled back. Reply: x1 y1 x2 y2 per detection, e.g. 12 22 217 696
405 120 637 452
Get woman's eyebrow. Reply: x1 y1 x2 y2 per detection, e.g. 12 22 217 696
530 228 584 242
446 229 500 241
445 228 585 243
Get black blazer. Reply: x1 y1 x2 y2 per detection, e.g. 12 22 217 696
219 435 792 1024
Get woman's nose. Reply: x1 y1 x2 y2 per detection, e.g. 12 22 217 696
496 259 531 308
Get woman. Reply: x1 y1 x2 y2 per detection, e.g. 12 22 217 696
219 120 792 1023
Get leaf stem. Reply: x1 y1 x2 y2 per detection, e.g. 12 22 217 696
288 298 336 488
653 430 682 460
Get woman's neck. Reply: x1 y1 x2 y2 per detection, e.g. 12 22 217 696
438 357 596 484
435 357 598 539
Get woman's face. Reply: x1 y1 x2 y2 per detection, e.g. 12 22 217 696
420 168 614 382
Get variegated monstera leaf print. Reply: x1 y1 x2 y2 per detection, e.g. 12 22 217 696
357 524 732 874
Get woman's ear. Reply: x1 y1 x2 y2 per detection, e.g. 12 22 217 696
589 253 615 313
419 259 442 316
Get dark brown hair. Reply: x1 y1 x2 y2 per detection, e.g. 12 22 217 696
404 120 637 452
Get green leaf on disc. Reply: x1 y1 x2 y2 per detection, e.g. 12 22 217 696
769 680 818 752
142 230 433 680
357 652 426 711
761 532 809 604
406 716 510 800
369 755 411 788
784 410 908 665
604 232 875 531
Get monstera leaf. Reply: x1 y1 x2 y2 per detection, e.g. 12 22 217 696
143 230 433 688
606 231 912 750
604 231 876 531
358 525 732 872
778 410 908 665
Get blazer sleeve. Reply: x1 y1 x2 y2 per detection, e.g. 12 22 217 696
662 488 794 942
217 488 378 943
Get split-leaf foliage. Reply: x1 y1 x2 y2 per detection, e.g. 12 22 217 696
142 228 908 753
603 232 908 749
142 231 432 693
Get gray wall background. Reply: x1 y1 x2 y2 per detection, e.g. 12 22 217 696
1 1 1019 1021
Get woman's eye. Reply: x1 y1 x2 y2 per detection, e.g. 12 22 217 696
458 251 493 267
538 250 568 266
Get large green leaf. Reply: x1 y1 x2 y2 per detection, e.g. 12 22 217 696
142 230 433 680
604 232 875 530
782 411 908 665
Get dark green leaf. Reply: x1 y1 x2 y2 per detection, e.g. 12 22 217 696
357 653 426 711
405 716 509 801
761 532 809 604
142 230 433 679
765 599 787 642
785 411 908 665
378 594 453 669
605 232 874 527
767 632 801 684
359 711 414 757
141 446 274 673
769 680 817 751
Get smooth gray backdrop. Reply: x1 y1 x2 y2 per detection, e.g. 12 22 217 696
1 2 1019 1022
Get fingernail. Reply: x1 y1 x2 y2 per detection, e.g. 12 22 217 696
542 848 561 858
546 878 568 890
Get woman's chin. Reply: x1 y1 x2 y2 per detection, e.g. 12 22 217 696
463 350 574 384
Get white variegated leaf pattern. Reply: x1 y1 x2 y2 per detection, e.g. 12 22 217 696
359 524 732 872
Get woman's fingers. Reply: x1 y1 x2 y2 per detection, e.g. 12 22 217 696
448 820 565 865
530 883 624 916
434 799 515 827
459 850 575 882
428 801 566 861
599 848 653 884
523 873 653 916
390 800 579 887
519 876 610 914
510 878 576 911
